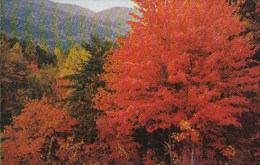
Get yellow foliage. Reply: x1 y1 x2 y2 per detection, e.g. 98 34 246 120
60 44 90 77
54 47 63 63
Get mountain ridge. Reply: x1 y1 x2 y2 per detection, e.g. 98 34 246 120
2 0 137 50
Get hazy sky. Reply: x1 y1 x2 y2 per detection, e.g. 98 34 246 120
51 0 136 12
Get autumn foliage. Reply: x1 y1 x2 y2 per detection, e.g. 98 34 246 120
1 98 76 164
1 0 259 164
94 0 259 163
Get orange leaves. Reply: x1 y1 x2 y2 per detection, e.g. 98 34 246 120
1 98 76 164
52 79 73 100
168 70 189 84
93 0 258 163
56 139 86 164
30 62 40 73
221 146 236 158
173 120 200 143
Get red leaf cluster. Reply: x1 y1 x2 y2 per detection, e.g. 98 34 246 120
94 0 259 162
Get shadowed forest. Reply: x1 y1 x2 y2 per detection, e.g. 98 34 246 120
0 0 259 164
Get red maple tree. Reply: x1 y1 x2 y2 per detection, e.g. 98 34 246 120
94 0 259 163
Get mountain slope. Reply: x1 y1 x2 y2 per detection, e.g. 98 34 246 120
1 0 136 50
96 7 134 22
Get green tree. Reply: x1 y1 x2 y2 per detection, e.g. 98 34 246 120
115 8 125 37
79 8 88 42
39 0 47 46
1 0 5 31
10 0 18 37
24 0 33 40
90 14 99 36
25 40 36 63
65 5 74 48
62 35 113 143
52 2 61 48
35 44 56 68
104 10 112 38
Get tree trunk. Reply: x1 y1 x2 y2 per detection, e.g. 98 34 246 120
190 144 198 165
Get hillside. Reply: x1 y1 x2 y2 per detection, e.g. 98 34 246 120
1 0 136 50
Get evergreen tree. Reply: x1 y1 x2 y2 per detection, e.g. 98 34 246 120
39 0 47 46
79 8 88 42
10 0 18 37
62 35 113 143
104 10 112 38
24 0 33 40
65 5 74 48
52 2 61 48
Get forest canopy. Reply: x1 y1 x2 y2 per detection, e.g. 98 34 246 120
0 0 259 164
